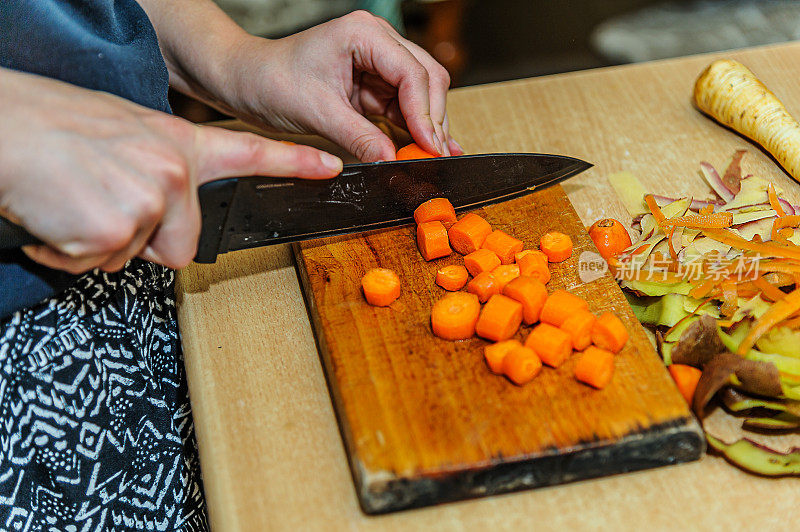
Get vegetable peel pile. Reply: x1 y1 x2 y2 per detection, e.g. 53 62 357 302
609 151 800 476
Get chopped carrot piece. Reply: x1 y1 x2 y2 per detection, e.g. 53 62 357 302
361 268 401 307
396 142 436 160
484 339 522 374
482 230 524 264
540 232 573 262
514 249 536 262
464 248 501 277
431 292 481 340
436 265 469 291
502 345 542 385
491 264 520 291
560 310 597 351
503 276 548 325
414 198 457 228
466 271 500 303
448 213 492 255
475 294 523 341
417 221 452 261
524 323 572 367
517 249 548 266
574 346 615 389
517 252 551 284
668 364 702 404
591 312 629 353
539 289 589 327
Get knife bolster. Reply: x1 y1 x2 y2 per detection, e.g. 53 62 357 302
195 178 238 263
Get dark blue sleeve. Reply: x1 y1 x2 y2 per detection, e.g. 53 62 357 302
0 0 171 320
0 252 77 318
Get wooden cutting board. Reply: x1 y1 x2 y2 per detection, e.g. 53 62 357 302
295 182 703 514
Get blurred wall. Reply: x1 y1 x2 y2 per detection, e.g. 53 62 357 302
460 0 664 84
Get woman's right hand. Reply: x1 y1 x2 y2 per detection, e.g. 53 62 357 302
0 68 342 274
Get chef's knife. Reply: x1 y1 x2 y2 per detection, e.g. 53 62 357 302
0 153 591 263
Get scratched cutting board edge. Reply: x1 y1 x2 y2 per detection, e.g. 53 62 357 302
293 184 704 514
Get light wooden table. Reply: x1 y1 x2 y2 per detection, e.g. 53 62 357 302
176 43 800 531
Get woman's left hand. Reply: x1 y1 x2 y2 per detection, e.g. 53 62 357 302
218 11 462 162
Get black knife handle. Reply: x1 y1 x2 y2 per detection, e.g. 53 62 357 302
0 178 237 264
0 217 41 250
195 178 238 264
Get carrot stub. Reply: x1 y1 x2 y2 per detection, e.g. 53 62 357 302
475 294 523 341
574 346 615 389
482 230 524 264
431 292 481 340
524 323 572 367
491 264 520 291
484 339 522 374
540 232 573 262
396 142 437 160
417 221 452 261
436 265 469 291
466 271 500 303
502 346 542 386
503 276 548 325
668 364 702 404
539 289 589 327
361 268 401 307
560 310 597 351
588 218 632 260
591 312 629 353
517 251 551 284
448 213 493 255
464 248 501 276
414 198 457 228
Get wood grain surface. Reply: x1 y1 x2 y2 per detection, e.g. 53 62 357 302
176 43 800 531
295 183 701 512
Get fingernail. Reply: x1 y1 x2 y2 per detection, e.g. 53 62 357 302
450 138 464 155
431 131 444 155
320 152 343 173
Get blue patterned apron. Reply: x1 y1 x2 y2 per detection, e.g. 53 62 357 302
0 1 208 529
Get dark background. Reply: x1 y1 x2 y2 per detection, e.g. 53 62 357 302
174 0 795 121
446 0 659 85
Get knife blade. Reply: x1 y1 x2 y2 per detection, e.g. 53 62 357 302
0 153 591 263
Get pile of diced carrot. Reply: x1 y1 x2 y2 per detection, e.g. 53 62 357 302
415 197 629 389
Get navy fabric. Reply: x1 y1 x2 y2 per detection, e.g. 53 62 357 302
0 0 171 319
